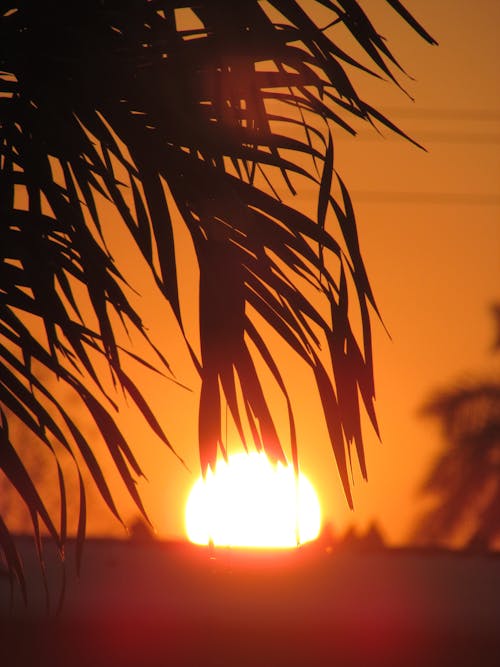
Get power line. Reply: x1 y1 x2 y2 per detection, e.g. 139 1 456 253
379 107 500 122
338 131 500 144
351 191 500 206
333 107 500 144
418 131 500 144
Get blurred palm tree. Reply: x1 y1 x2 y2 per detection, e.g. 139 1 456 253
413 305 500 550
0 0 435 596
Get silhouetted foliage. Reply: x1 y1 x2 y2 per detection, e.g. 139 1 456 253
335 522 385 553
0 0 435 594
129 516 156 542
413 306 500 550
491 303 500 351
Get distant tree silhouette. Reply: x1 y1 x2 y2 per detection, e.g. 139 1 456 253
0 1 435 595
413 305 500 550
336 522 386 553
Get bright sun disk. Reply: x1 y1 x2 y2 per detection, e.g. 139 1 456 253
185 452 321 548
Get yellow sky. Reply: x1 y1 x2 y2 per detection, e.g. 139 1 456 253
15 0 496 545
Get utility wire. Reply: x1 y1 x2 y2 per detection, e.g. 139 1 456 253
338 131 500 144
351 191 500 206
334 107 500 143
379 107 500 122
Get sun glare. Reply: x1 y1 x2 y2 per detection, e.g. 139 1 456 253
185 452 321 548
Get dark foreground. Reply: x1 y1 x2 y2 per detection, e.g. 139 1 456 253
1 538 499 667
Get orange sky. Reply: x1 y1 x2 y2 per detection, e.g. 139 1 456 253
336 0 500 542
108 0 500 545
11 1 496 546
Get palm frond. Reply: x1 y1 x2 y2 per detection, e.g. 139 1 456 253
413 381 500 548
0 0 435 594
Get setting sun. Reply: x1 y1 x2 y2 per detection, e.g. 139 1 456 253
185 452 321 548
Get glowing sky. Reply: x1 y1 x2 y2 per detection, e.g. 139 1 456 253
26 0 497 545
149 0 498 544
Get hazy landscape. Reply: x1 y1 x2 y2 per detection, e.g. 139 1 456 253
2 537 499 667
1 3 498 666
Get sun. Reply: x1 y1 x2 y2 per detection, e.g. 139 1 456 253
185 451 321 548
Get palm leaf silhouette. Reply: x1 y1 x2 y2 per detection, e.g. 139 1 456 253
0 0 435 595
412 307 500 550
413 381 500 549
